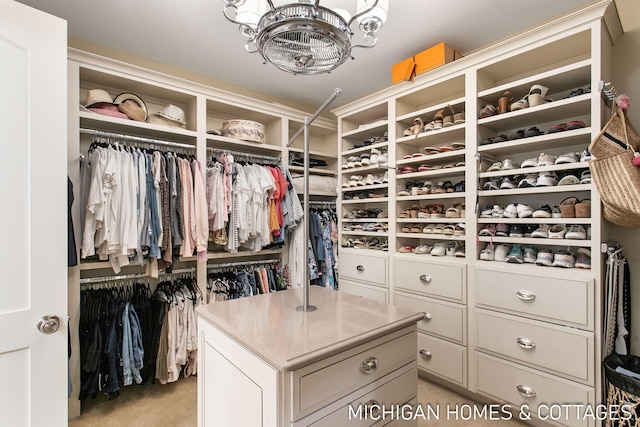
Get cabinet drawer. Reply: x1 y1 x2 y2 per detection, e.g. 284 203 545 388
476 311 593 384
394 292 465 343
309 366 417 426
476 269 593 329
476 353 594 427
291 329 416 421
340 280 388 303
394 258 465 302
340 252 387 287
417 333 467 386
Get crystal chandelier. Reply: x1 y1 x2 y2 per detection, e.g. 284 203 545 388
223 0 389 75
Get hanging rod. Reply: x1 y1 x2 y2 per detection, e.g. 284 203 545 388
80 267 197 284
80 128 197 151
207 258 281 271
598 80 618 108
209 147 281 164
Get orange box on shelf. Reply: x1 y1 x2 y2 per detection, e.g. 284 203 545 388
414 42 463 76
392 56 416 84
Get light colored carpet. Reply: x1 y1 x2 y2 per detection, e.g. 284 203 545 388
69 375 526 426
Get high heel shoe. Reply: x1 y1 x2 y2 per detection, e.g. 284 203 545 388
527 84 549 107
497 91 513 114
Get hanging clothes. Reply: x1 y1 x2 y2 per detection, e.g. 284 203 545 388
79 141 208 275
78 273 201 399
206 262 288 303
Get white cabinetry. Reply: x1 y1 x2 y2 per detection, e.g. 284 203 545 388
197 287 423 426
333 3 620 425
67 48 337 418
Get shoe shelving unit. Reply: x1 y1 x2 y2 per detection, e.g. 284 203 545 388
67 49 336 418
334 2 621 425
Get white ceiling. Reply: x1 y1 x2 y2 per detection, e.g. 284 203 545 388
17 0 606 110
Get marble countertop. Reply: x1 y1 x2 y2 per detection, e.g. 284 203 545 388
196 286 425 371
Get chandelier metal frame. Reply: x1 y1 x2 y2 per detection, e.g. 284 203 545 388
223 0 385 75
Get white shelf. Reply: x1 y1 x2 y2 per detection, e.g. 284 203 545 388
478 184 591 196
479 161 589 177
478 236 591 247
288 166 337 176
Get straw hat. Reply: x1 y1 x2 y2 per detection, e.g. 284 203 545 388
157 104 186 125
114 93 148 122
148 113 184 128
84 89 115 108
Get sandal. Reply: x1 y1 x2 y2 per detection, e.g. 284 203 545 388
498 90 514 114
479 104 497 118
411 224 423 233
508 129 525 140
445 206 461 218
510 94 528 111
527 84 549 107
399 245 414 253
548 123 567 134
443 225 456 236
423 224 435 234
401 224 413 233
453 110 465 125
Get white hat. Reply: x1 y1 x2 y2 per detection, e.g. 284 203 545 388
157 104 186 125
84 89 116 108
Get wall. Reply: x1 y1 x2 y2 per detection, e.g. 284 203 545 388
610 0 640 354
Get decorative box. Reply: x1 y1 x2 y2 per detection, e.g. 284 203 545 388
222 119 265 144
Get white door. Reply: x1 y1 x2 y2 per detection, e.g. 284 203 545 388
0 1 68 426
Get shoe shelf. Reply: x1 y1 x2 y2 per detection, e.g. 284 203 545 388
478 94 591 133
397 233 465 241
342 197 389 204
395 74 465 117
397 193 465 202
479 161 589 178
341 115 388 138
341 140 388 156
344 218 389 223
342 184 388 192
396 125 466 148
343 230 388 236
477 127 592 157
478 236 590 247
397 96 466 122
478 217 591 225
398 218 466 223
478 184 590 197
476 28 590 91
397 150 465 167
478 59 591 101
396 166 465 181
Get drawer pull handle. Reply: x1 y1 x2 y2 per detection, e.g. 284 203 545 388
359 357 378 375
419 350 432 360
424 313 432 321
364 399 380 418
516 384 537 398
516 290 536 301
516 337 536 349
419 274 432 283
356 265 365 272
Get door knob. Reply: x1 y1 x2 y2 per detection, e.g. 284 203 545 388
37 315 60 334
